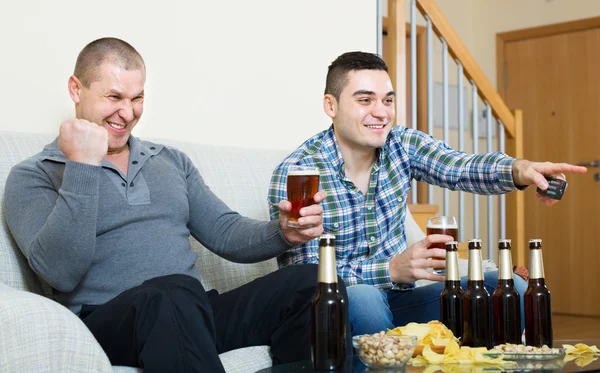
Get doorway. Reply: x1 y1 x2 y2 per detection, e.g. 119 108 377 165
497 17 600 316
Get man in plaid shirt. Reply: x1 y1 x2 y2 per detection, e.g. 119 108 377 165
268 52 586 336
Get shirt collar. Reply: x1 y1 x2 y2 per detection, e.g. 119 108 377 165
321 124 388 177
40 135 164 165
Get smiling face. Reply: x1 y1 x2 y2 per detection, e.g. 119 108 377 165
69 60 145 155
324 69 395 155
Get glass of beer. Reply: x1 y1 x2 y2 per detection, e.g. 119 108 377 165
287 165 320 228
426 216 458 271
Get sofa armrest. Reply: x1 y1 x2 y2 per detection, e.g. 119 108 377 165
0 283 112 373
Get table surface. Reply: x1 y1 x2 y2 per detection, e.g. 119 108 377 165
256 340 600 373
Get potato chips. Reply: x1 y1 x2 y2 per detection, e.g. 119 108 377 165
563 343 600 367
387 320 459 347
410 340 515 366
388 321 513 367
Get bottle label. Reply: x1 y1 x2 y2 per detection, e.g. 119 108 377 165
529 248 545 279
468 249 484 281
318 245 338 283
498 250 514 280
446 252 461 281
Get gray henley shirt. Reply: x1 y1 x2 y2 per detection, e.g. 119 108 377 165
4 136 294 313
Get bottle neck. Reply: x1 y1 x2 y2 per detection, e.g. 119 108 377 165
318 245 338 284
445 251 461 281
498 279 515 288
468 249 484 281
529 249 545 280
445 280 462 289
528 278 546 287
498 249 514 280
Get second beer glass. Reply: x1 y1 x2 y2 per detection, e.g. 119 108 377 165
286 165 320 228
427 216 458 272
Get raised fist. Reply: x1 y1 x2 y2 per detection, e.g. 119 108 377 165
58 118 108 166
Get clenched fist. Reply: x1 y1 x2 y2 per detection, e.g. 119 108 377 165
58 118 108 166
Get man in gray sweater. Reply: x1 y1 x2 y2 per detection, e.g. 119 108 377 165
3 37 340 373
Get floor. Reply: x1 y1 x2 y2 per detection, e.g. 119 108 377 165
553 314 600 340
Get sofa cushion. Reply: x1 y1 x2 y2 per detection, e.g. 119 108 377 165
0 132 55 294
159 139 287 293
0 283 112 373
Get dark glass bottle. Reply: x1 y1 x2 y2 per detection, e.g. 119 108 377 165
463 239 493 349
440 241 464 341
525 239 553 347
493 239 522 345
311 234 347 370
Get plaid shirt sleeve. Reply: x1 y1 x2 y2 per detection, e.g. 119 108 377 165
338 257 396 288
268 163 287 221
399 128 518 194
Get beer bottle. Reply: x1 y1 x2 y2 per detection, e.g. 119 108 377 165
311 234 347 370
440 241 464 341
463 239 493 349
524 239 553 347
493 239 522 345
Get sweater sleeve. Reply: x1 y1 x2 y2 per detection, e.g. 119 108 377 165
184 157 294 263
4 160 101 292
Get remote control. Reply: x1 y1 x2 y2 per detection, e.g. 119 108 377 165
536 177 567 200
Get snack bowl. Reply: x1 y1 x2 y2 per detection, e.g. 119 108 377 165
353 333 418 369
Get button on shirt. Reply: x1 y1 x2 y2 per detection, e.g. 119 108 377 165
268 125 517 289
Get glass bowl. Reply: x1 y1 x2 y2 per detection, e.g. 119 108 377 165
353 333 418 369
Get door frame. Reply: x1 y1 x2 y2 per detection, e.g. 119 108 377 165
496 16 600 315
496 16 600 101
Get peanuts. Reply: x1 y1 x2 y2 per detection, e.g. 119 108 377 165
353 331 417 367
493 343 562 355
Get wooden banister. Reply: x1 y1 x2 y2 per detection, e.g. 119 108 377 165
415 0 516 138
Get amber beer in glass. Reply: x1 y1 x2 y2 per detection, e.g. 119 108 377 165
493 239 522 345
427 216 458 271
287 165 320 228
463 239 493 349
311 234 347 370
525 239 553 347
440 241 464 340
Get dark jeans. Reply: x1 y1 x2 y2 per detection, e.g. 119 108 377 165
80 264 350 373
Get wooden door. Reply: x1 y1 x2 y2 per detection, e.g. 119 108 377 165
500 20 600 316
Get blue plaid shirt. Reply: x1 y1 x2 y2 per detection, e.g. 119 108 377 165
268 125 517 289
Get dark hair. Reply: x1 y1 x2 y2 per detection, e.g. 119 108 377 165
74 37 145 88
324 52 388 100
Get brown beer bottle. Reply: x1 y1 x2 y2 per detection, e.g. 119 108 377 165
311 234 347 370
493 239 522 345
440 241 464 341
524 239 553 347
463 239 493 349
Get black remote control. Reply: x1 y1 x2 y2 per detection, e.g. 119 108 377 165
536 177 567 200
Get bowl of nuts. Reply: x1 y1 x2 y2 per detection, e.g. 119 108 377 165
353 332 418 368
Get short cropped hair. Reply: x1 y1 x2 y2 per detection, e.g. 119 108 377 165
74 37 145 88
324 52 388 101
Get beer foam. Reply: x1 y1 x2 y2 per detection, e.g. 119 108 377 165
288 169 320 176
426 222 458 229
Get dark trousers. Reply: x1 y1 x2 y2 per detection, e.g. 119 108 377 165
80 264 351 373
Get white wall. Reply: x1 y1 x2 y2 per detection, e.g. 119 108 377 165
0 0 376 150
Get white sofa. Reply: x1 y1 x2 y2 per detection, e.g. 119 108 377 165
0 131 427 373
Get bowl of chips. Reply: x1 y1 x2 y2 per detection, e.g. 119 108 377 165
353 332 418 368
387 320 459 357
